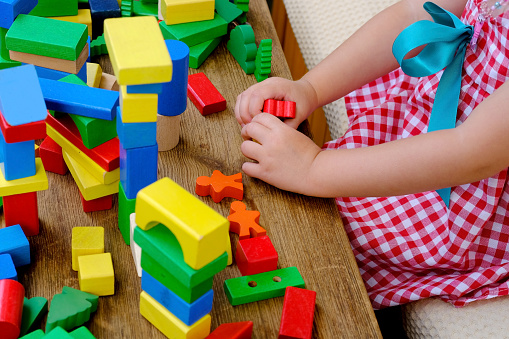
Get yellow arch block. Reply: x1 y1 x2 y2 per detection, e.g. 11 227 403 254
135 177 229 270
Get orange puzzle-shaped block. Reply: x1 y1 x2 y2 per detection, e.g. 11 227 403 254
228 201 266 240
195 170 243 203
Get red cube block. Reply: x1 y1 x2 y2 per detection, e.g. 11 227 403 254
235 235 278 276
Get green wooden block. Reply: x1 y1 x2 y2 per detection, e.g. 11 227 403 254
6 14 88 61
141 251 214 303
189 36 222 69
121 0 133 17
44 327 74 338
236 12 247 24
224 266 305 306
69 326 96 339
19 297 49 337
45 289 96 332
234 0 249 13
62 286 99 313
215 0 243 23
132 0 157 17
133 223 228 287
30 0 78 17
118 182 136 245
90 35 108 57
227 24 256 74
159 13 227 47
0 27 20 70
20 329 45 339
255 39 272 82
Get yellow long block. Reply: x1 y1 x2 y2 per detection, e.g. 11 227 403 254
0 158 48 197
135 177 229 270
87 62 102 88
140 291 211 338
119 86 158 123
47 125 119 185
53 9 93 37
72 226 104 271
62 150 119 201
78 252 115 296
104 16 172 86
162 0 214 25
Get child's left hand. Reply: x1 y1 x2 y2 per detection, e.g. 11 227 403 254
240 113 321 194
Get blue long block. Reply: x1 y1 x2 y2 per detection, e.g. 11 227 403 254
0 127 35 180
159 40 189 117
88 0 120 39
0 253 17 280
0 224 30 267
126 83 162 94
116 107 156 149
141 270 214 326
38 78 119 120
0 64 47 126
119 142 158 199
30 65 68 80
0 0 38 29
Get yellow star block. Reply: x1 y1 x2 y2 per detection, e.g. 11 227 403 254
78 252 115 296
119 86 158 123
72 227 104 271
0 158 48 197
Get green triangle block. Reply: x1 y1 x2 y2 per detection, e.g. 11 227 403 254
189 37 222 69
62 286 99 313
69 326 96 339
19 297 49 336
215 0 243 23
159 13 227 47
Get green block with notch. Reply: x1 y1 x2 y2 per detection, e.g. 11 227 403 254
159 13 227 47
227 24 256 74
118 182 136 245
30 0 78 17
189 36 222 69
255 39 272 82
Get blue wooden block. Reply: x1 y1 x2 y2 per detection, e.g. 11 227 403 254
116 107 156 149
0 127 36 180
119 142 158 199
0 253 17 280
30 65 68 80
0 64 47 126
0 224 30 267
159 40 189 117
76 59 87 83
38 78 119 121
141 269 213 326
126 83 162 94
0 0 38 29
89 0 120 39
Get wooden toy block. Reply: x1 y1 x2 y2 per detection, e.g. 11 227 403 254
0 128 36 180
141 251 215 303
235 235 278 276
234 0 249 13
88 0 121 39
0 27 20 69
228 201 266 240
20 329 44 338
4 192 40 237
78 252 115 296
0 64 47 126
118 181 135 245
0 224 30 267
223 266 305 306
141 269 214 326
0 253 18 280
119 142 158 199
195 170 243 203
278 286 316 339
53 9 92 37
47 124 119 183
69 326 96 339
156 113 181 151
0 110 45 144
187 72 227 116
40 136 68 175
90 34 108 57
61 286 99 313
255 39 272 82
45 291 95 332
140 291 211 339
44 327 74 338
86 62 102 87
80 192 113 213
263 99 296 119
129 213 141 276
99 73 119 91
161 0 214 25
135 177 230 269
29 0 78 17
0 278 24 339
227 24 257 74
119 86 158 123
62 150 119 201
132 0 157 16
188 36 222 69
70 113 117 150
0 158 48 197
71 226 104 271
39 77 119 121
125 83 162 94
19 296 48 337
215 0 243 23
104 16 172 86
116 108 157 149
120 0 133 17
32 65 68 80
0 0 38 29
206 321 254 339
158 13 228 47
6 14 87 60
158 40 189 117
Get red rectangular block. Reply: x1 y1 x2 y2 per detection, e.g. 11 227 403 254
235 235 278 276
4 192 39 236
187 72 226 116
278 286 316 339
0 108 46 143
39 136 68 175
206 321 253 339
79 191 113 213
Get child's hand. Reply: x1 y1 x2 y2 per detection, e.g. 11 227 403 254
235 77 318 129
240 113 321 194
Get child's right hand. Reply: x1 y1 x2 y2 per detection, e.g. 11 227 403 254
234 77 318 129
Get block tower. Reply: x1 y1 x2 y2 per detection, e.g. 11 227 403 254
133 178 230 338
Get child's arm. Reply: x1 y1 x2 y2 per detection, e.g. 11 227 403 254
241 81 509 198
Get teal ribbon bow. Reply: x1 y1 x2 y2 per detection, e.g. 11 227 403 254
392 2 474 207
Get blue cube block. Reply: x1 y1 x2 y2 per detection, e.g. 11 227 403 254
116 107 157 149
88 0 120 39
0 0 38 29
158 40 189 117
119 142 158 199
0 224 30 266
0 253 17 280
0 127 36 180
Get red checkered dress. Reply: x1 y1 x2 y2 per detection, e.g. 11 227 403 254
323 0 509 309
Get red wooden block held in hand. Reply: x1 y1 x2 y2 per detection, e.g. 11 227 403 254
228 201 266 240
0 279 25 339
196 170 243 203
263 99 296 119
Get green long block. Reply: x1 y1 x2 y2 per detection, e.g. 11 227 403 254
118 182 135 245
134 223 228 287
30 0 78 17
224 267 305 306
141 251 214 303
0 27 20 70
132 0 157 17
19 297 48 337
159 13 227 47
215 0 243 23
6 14 88 61
189 37 222 69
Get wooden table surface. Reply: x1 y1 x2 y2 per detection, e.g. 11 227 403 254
10 1 382 338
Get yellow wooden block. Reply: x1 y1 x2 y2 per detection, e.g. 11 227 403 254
162 0 215 25
86 62 102 88
72 226 104 271
62 150 119 201
104 16 172 86
78 252 115 296
53 9 93 37
0 158 48 197
226 233 232 266
119 86 158 123
46 124 119 185
140 291 211 338
135 177 229 270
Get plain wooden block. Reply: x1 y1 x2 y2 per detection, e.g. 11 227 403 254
158 40 189 117
29 0 78 18
129 213 141 277
0 253 18 280
88 0 121 39
4 192 40 236
161 0 214 25
86 62 102 87
0 279 24 339
119 142 158 199
235 236 278 276
0 127 36 180
118 181 135 245
71 226 105 271
99 72 119 91
156 113 180 151
0 110 46 144
278 286 316 339
187 72 227 115
207 321 253 339
119 85 158 122
0 0 38 29
79 192 113 213
0 158 48 197
78 252 115 296
188 36 221 69
0 224 30 267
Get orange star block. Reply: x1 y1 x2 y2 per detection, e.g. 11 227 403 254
227 201 266 240
195 170 243 203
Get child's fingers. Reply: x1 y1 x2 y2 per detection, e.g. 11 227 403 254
240 139 264 161
241 120 271 142
250 112 284 129
242 161 262 179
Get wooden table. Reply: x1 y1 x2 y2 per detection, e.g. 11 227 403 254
11 1 382 338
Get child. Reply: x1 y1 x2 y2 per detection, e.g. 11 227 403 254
235 0 509 309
